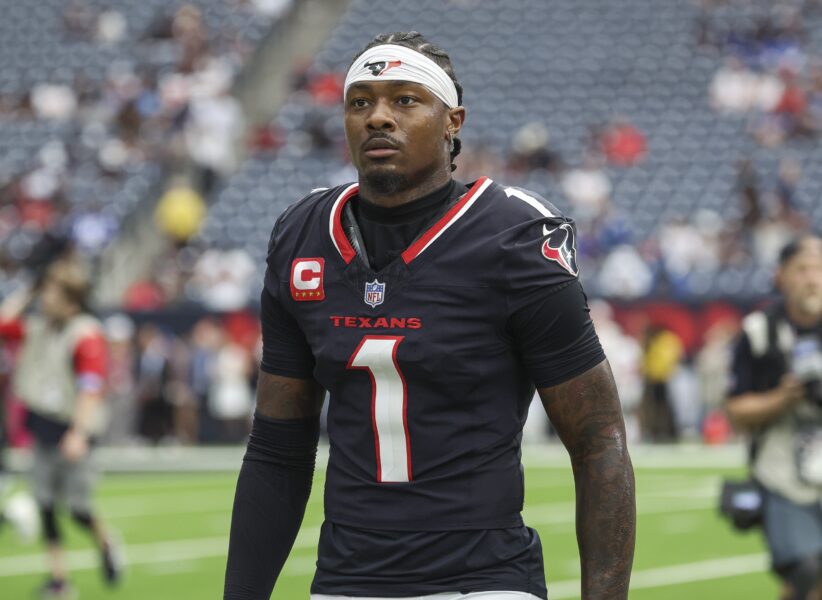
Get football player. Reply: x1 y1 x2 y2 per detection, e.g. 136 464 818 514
224 32 636 600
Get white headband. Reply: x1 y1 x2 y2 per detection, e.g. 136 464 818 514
344 44 459 109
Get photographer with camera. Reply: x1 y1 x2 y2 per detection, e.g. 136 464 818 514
727 236 822 600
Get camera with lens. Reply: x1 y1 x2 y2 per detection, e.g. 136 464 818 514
791 336 822 407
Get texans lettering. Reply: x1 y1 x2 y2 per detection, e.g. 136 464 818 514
330 316 422 329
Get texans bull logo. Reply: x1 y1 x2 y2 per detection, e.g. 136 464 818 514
541 223 578 276
364 60 402 76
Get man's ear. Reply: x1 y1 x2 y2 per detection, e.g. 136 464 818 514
446 106 466 140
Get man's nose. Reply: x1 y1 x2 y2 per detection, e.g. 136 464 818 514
366 99 396 131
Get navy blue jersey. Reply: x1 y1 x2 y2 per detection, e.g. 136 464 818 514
262 176 603 528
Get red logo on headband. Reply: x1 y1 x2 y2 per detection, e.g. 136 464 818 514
364 60 402 76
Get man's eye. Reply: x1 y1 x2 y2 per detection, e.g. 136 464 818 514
398 96 417 105
351 98 368 108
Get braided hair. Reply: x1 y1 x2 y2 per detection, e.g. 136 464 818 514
351 31 463 172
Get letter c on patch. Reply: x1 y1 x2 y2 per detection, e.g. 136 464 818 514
290 258 325 301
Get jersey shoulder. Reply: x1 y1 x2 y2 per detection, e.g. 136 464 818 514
267 183 355 251
481 180 579 280
264 183 353 280
483 180 570 226
273 183 353 241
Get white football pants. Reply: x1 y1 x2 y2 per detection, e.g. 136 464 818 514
312 593 543 600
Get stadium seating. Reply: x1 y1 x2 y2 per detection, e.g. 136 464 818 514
2 0 819 301
202 0 822 300
0 0 272 95
0 0 286 279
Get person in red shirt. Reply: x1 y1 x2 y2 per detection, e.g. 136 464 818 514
0 259 122 599
599 119 647 166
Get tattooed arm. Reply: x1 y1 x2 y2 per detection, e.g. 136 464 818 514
538 359 636 600
254 370 325 419
223 372 325 599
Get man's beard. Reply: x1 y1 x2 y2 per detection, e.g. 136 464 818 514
363 169 410 196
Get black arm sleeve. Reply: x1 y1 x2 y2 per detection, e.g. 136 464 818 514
259 284 316 379
509 280 606 388
224 413 320 599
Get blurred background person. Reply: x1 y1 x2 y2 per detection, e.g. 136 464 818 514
101 314 137 443
640 324 685 442
0 258 122 598
134 323 175 444
207 334 253 444
590 300 644 443
187 317 223 443
726 236 822 600
697 318 737 445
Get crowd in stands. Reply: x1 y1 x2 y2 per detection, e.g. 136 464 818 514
704 0 822 145
144 1 820 309
0 0 290 300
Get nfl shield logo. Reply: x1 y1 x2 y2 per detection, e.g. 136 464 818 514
364 279 386 308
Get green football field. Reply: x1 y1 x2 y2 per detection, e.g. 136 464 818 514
0 448 779 599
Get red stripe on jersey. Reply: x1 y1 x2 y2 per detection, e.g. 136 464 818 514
401 176 489 264
330 184 359 264
370 370 383 482
393 338 413 482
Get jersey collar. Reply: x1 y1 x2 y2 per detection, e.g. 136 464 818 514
328 176 493 265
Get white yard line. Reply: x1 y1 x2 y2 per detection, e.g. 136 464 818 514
279 552 771 588
7 466 716 526
0 536 229 577
524 496 715 526
102 476 237 494
0 534 768 598
293 525 322 549
100 494 713 526
548 553 769 599
522 444 745 470
0 533 320 579
96 479 715 521
98 492 233 519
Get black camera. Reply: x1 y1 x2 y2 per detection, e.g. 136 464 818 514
791 336 822 407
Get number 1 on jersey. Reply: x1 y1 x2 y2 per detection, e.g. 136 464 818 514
347 336 412 483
